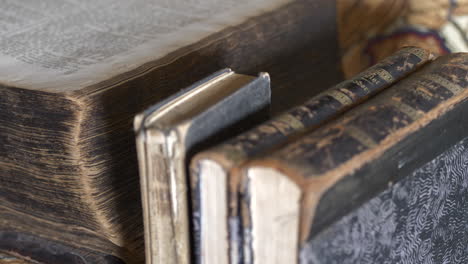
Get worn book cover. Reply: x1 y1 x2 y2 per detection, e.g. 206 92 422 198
0 0 339 263
239 53 468 263
134 69 270 264
189 47 433 264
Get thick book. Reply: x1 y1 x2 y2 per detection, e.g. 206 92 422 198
189 47 432 264
238 53 468 263
0 0 339 263
134 69 270 264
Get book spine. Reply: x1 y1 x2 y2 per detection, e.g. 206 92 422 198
246 53 468 248
217 46 433 163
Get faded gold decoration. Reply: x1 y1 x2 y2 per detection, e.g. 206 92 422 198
346 125 377 148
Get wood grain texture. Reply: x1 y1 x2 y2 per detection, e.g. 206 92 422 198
241 53 468 249
0 1 339 263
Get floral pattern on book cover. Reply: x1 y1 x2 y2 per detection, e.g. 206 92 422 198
301 137 468 264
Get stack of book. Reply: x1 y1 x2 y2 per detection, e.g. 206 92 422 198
0 0 338 263
0 1 467 264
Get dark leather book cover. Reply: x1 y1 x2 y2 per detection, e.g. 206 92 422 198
239 53 468 263
190 47 432 264
0 1 338 263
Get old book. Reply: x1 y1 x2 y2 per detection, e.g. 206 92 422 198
134 69 270 264
0 0 339 263
189 47 432 264
238 53 468 263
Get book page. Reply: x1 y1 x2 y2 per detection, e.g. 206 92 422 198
0 0 291 91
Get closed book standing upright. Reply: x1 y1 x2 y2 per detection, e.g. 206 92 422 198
134 69 270 264
239 53 468 263
189 47 433 264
